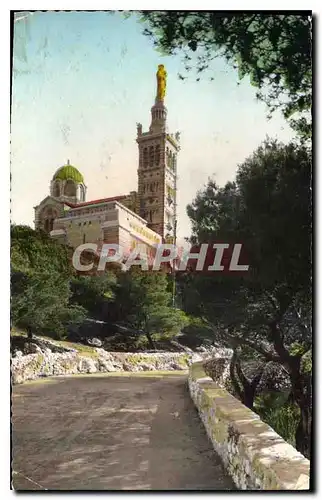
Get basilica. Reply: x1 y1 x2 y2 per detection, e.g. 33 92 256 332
34 65 179 259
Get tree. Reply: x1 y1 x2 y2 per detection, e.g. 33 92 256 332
11 270 85 339
70 273 117 320
183 139 312 457
139 12 312 140
11 225 85 339
114 268 188 348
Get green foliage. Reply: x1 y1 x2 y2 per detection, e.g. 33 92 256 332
289 342 307 357
300 349 312 375
11 224 72 277
184 139 311 347
11 225 86 339
113 268 188 344
254 392 300 447
183 138 312 456
139 12 312 140
236 140 311 291
70 273 116 318
10 225 190 347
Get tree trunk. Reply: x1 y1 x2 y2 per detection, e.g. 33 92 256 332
26 326 33 340
243 384 257 410
295 404 311 459
291 366 312 458
229 350 264 410
268 320 312 458
229 351 243 400
285 355 311 458
145 331 155 350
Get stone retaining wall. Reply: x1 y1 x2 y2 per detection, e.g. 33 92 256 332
11 348 190 385
188 362 310 491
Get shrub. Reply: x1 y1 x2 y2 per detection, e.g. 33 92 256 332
254 391 300 447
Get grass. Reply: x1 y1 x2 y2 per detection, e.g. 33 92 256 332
12 378 62 388
42 338 100 358
68 370 188 378
11 328 99 358
10 327 27 337
16 370 188 386
254 392 300 448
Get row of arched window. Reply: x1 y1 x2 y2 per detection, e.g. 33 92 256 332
52 181 85 200
143 181 160 194
142 145 161 168
142 145 177 170
153 108 166 120
142 209 159 221
166 149 176 170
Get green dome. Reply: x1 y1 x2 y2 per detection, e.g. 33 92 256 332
53 163 84 183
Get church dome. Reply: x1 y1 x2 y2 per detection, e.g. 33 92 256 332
53 162 84 184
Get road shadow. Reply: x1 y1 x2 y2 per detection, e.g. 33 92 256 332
12 374 234 490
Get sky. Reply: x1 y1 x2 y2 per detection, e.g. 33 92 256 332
11 11 295 240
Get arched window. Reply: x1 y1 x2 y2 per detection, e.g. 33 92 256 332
155 145 160 165
42 207 56 234
53 181 60 198
143 148 148 168
166 148 170 167
149 146 154 167
172 153 176 171
79 185 85 201
64 180 76 197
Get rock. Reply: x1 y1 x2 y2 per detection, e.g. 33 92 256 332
191 353 203 363
24 342 42 355
122 362 142 372
203 356 232 388
87 338 102 347
77 357 98 374
94 348 113 360
111 361 123 370
140 363 155 371
169 361 184 370
211 347 233 358
98 359 116 372
33 336 74 353
11 349 193 384
170 340 194 354
14 350 23 358
196 346 207 353
294 474 310 490
257 362 291 392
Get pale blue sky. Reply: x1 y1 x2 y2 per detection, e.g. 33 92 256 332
11 11 295 239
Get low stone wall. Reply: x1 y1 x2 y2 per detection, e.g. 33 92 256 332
188 362 310 491
11 348 190 385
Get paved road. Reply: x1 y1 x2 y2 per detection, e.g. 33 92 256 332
12 374 235 491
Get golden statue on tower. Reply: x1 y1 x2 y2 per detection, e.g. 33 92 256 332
156 64 167 101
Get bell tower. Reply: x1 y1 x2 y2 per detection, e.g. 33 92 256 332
136 65 180 241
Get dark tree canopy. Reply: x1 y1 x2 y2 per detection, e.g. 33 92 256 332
11 225 86 338
113 268 188 348
183 139 312 457
139 12 312 139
